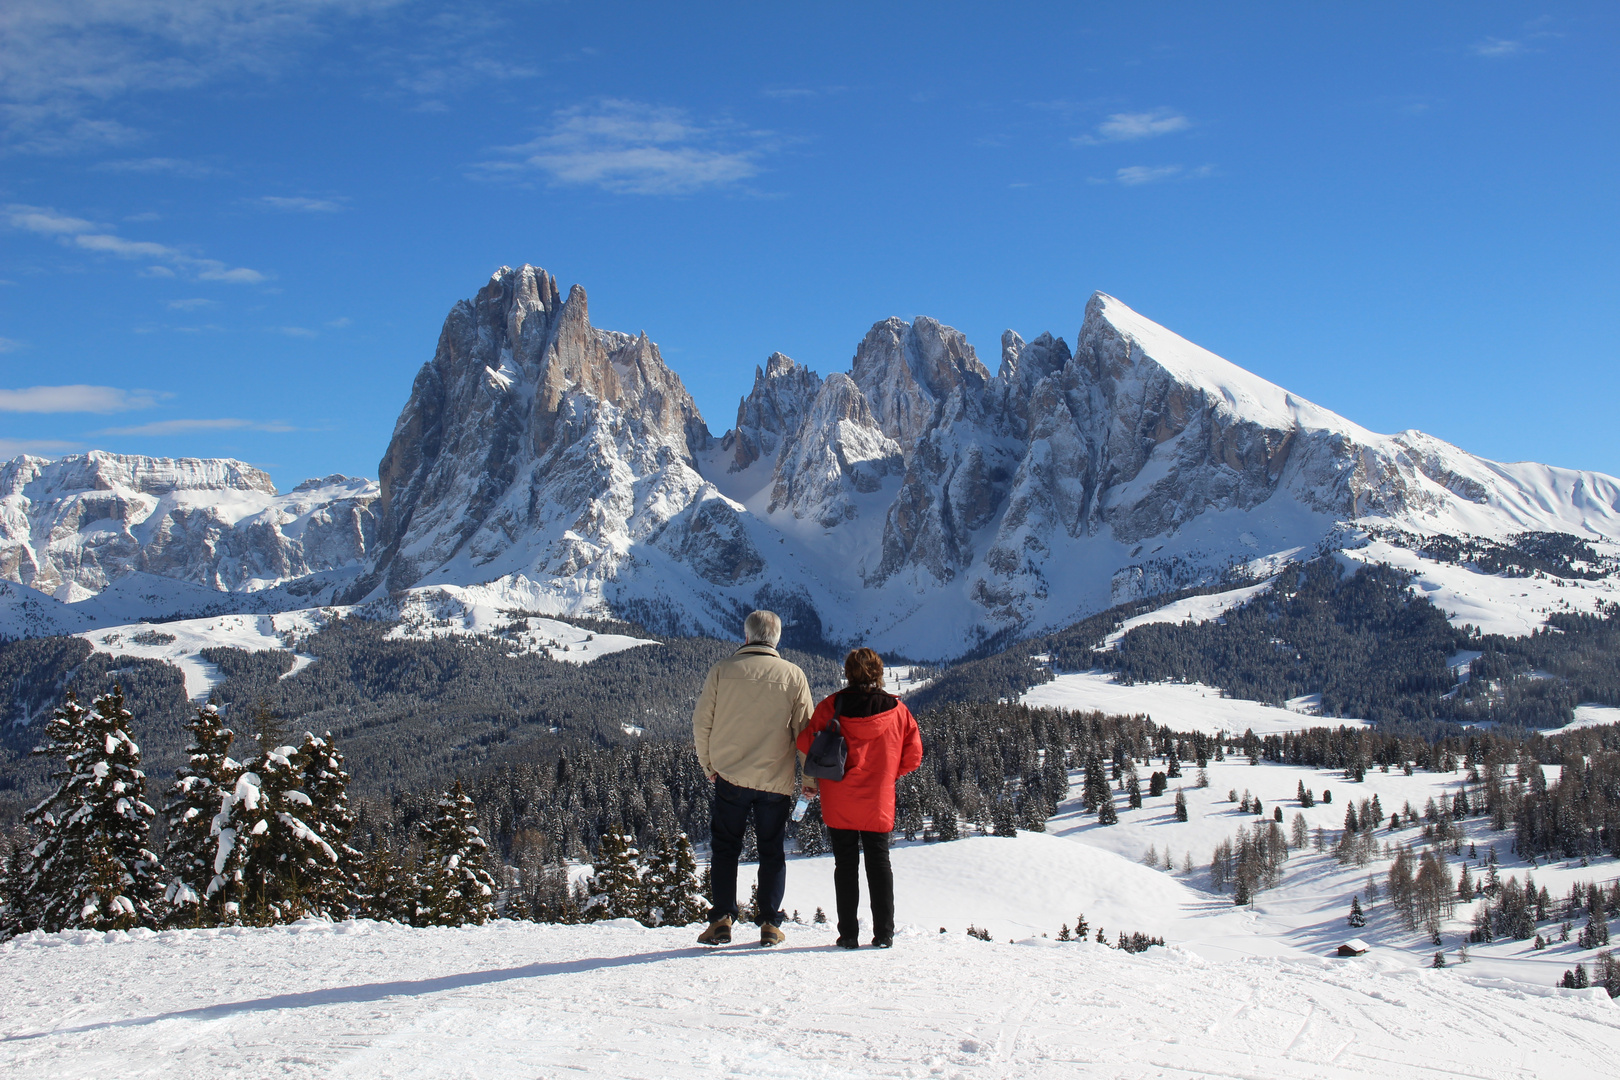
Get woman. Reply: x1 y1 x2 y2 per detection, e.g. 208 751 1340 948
797 648 923 949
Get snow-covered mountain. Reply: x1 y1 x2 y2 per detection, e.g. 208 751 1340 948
0 453 376 611
6 264 1620 654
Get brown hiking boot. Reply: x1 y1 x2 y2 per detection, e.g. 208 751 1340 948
760 922 786 947
696 916 732 946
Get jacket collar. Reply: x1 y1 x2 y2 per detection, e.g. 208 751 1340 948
736 642 780 657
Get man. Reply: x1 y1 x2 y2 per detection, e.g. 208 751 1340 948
691 610 814 946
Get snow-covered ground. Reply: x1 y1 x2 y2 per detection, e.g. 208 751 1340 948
385 587 658 665
5 910 1617 1079
79 610 338 700
1345 538 1620 638
70 588 660 703
1022 670 1369 735
1098 579 1274 650
9 756 1620 1078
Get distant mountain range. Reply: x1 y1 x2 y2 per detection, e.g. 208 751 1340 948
6 264 1620 656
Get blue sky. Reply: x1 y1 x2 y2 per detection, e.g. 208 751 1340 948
2 2 1617 490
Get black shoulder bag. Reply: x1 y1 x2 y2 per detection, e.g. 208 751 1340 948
802 693 848 781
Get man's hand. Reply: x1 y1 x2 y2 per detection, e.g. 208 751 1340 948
707 771 717 783
801 781 818 798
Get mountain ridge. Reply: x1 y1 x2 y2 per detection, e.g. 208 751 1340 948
4 264 1619 657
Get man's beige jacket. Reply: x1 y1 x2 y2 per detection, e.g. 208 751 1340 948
692 643 814 796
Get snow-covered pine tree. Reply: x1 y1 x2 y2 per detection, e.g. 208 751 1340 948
1348 895 1367 927
641 832 704 926
211 740 338 925
162 701 240 926
416 780 500 927
797 797 828 855
356 842 414 923
1174 790 1189 822
579 829 643 922
16 688 163 933
298 731 361 918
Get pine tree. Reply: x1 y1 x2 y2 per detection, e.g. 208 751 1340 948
416 781 499 926
15 688 163 933
212 739 337 925
1058 922 1071 941
1096 794 1119 825
1174 790 1189 822
1348 895 1366 927
161 701 240 925
580 830 643 922
356 842 414 923
298 732 361 918
796 797 829 854
642 832 704 926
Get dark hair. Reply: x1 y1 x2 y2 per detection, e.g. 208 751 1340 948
844 647 884 691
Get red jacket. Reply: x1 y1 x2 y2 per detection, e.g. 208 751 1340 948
797 691 924 832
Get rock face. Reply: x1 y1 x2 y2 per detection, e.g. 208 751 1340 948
9 267 1620 656
0 452 376 598
356 264 730 606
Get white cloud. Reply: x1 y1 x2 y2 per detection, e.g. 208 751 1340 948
257 195 344 212
93 157 219 177
0 385 162 413
0 336 22 352
1076 108 1191 145
0 1 403 153
167 297 216 310
478 99 772 195
95 417 296 436
1111 163 1215 186
5 203 269 283
1116 165 1184 185
1471 37 1525 58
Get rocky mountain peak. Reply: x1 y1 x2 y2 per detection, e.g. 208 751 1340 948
851 316 990 448
722 351 822 473
361 263 713 599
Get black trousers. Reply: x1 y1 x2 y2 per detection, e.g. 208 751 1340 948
827 827 893 940
707 777 790 926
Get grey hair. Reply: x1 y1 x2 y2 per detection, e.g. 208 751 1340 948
744 610 782 647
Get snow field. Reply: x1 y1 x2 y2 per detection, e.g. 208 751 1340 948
1021 671 1369 735
5 915 1618 1079
79 609 337 700
1098 579 1275 649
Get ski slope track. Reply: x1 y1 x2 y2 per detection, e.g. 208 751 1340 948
3 266 1620 656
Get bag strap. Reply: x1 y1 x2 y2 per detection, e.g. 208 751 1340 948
828 690 843 734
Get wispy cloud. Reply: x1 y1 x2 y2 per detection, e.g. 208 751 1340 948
476 99 774 195
0 384 163 413
257 195 344 212
0 1 403 154
92 157 220 177
1471 37 1525 58
1114 164 1215 186
5 203 269 283
95 417 297 436
167 297 217 311
0 336 23 352
1075 108 1190 145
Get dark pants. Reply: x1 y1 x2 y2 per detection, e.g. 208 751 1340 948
708 777 790 926
828 827 893 941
